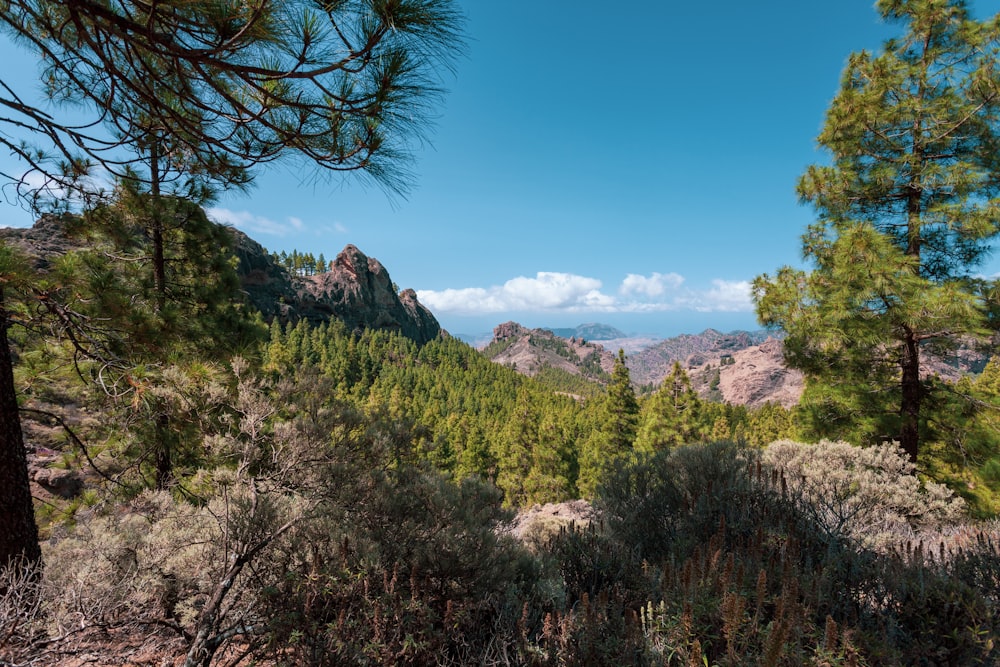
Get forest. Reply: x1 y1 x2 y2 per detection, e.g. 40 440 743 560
1 0 1000 665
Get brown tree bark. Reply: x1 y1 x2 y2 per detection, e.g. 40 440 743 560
0 285 41 569
899 327 922 464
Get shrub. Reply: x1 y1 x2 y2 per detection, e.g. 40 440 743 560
763 439 965 549
586 441 998 665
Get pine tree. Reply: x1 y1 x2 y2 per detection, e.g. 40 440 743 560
754 0 1000 462
495 388 538 506
578 349 638 496
0 0 465 574
635 361 704 452
605 349 639 451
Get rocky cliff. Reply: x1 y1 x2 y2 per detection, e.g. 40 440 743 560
2 215 441 345
234 232 440 344
484 321 615 383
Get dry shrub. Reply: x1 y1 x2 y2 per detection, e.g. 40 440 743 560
763 439 965 549
0 556 44 665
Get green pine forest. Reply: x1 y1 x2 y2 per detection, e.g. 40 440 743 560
3 0 1000 665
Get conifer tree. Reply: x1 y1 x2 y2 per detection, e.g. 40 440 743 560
635 361 704 452
754 0 1000 462
0 0 465 572
1 0 464 202
495 388 538 506
605 349 640 451
579 349 638 496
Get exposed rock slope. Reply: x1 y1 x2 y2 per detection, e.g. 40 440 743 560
688 338 804 408
627 328 775 387
235 233 439 344
484 322 615 382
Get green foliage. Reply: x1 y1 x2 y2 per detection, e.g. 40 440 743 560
754 0 1000 463
578 349 639 497
635 362 706 452
532 363 605 399
262 319 586 503
1 0 466 206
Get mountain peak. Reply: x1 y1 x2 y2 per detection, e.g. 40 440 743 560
238 237 440 345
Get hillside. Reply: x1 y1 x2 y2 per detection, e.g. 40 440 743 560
1 215 441 345
483 321 615 387
627 328 776 387
688 338 805 408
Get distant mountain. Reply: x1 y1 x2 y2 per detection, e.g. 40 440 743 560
483 321 615 388
547 323 628 341
460 323 659 354
477 319 992 409
453 332 496 349
627 328 777 387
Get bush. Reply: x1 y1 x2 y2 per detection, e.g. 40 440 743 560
763 439 965 549
584 441 998 666
255 469 549 666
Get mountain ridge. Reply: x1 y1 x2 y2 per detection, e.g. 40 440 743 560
1 213 442 345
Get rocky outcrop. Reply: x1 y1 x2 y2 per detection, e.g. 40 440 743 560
3 215 441 346
230 232 442 345
233 233 439 344
293 245 440 345
0 213 84 269
485 321 616 382
688 338 805 408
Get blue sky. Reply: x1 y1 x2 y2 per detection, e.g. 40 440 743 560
4 1 1000 338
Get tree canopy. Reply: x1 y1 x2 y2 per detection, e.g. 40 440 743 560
0 0 464 205
754 0 1000 463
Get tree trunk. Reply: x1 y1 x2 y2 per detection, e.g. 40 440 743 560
150 140 167 312
899 327 921 464
149 139 171 488
0 285 42 570
154 412 172 490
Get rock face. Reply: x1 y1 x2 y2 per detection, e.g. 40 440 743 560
688 338 805 409
485 321 616 382
627 328 775 387
295 245 440 345
3 215 441 346
223 231 442 345
0 213 82 268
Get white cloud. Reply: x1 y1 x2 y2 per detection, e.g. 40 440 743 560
619 272 684 298
418 272 612 315
207 207 303 236
502 272 605 309
703 279 754 312
419 272 755 315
